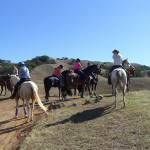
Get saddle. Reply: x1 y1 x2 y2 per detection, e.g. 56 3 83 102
51 76 60 86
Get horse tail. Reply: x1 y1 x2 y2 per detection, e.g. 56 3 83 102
33 89 48 112
117 69 126 90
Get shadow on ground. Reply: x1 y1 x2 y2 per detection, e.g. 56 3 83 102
45 103 116 128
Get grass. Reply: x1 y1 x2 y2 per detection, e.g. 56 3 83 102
19 90 150 150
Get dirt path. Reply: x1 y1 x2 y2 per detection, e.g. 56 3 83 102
0 95 45 150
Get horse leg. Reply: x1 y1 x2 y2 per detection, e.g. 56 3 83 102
78 84 84 98
15 98 19 118
126 80 130 92
45 86 51 101
112 83 117 108
31 100 36 121
0 85 3 95
89 84 93 97
22 99 28 117
58 87 61 100
4 85 7 96
94 83 97 96
74 87 77 95
44 79 51 101
122 85 126 107
26 100 30 122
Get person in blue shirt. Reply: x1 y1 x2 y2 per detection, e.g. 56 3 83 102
10 61 31 99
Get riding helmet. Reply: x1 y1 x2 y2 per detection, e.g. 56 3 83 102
76 58 80 62
59 64 64 68
18 61 25 66
87 62 91 66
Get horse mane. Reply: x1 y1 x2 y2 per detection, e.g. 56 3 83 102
122 59 128 64
83 64 96 72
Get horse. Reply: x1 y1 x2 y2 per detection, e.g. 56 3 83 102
85 73 99 97
111 68 127 108
9 74 48 122
44 70 71 101
66 64 101 98
0 75 13 96
122 59 135 92
0 77 7 96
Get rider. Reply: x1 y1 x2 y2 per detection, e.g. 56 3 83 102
13 65 18 76
86 62 97 81
108 49 123 85
87 62 91 68
52 64 64 86
73 58 85 81
10 62 31 99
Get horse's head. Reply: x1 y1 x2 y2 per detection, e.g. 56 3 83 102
122 59 135 76
122 59 131 70
84 64 101 75
10 75 20 86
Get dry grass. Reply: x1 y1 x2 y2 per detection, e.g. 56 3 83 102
19 90 150 150
18 62 150 150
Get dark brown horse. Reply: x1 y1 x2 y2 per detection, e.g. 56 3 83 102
44 70 71 101
0 77 7 96
0 75 13 96
66 64 101 98
122 59 135 92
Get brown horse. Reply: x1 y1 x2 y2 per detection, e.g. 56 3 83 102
122 59 135 92
66 64 101 98
0 77 7 96
0 75 13 96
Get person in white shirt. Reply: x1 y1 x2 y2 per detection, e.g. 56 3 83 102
108 49 123 85
13 65 18 76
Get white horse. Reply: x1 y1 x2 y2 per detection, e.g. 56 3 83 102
111 68 127 108
9 75 48 122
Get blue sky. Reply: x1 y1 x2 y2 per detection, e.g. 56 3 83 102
0 0 150 66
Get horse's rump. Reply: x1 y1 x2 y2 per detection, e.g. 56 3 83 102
67 73 82 86
44 76 60 87
18 81 38 99
111 68 127 81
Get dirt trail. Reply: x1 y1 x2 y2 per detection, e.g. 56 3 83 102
0 61 63 150
0 95 45 150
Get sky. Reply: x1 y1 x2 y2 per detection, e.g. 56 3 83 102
0 0 150 66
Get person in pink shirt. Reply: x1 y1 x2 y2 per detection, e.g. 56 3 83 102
52 64 64 86
73 58 84 81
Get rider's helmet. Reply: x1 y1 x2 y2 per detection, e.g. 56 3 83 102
18 61 25 67
76 58 80 62
87 62 91 67
59 64 64 69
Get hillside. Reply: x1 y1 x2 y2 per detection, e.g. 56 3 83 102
30 61 150 95
0 56 150 77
